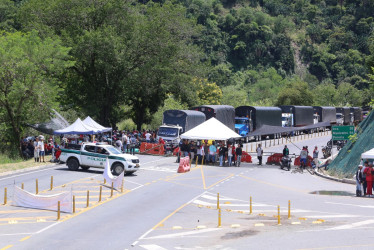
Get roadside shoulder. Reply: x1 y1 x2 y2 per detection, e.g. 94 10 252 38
0 162 59 178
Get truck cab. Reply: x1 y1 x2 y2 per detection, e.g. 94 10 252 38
282 113 293 127
156 124 183 146
235 117 251 137
336 113 344 125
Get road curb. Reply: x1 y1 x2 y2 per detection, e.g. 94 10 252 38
314 154 355 185
0 162 58 177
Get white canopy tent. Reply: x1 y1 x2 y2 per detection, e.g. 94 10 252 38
180 118 241 140
361 148 374 160
54 118 100 135
83 116 112 132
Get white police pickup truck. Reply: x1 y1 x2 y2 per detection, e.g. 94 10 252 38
59 143 140 175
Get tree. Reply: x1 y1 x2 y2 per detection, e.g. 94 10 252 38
19 0 206 130
275 79 314 105
0 31 73 157
334 82 363 106
192 78 222 105
313 82 336 106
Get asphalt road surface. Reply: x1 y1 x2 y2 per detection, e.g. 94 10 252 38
1 132 374 250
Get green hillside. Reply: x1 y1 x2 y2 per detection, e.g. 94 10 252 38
0 0 373 157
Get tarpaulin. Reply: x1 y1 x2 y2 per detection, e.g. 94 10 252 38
247 122 331 137
13 186 72 213
103 159 124 189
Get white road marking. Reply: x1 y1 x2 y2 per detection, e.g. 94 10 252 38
325 201 374 208
327 219 374 230
139 244 167 250
142 228 221 240
141 158 173 165
304 214 362 218
192 200 273 207
0 233 34 237
140 167 175 173
0 166 60 181
200 194 238 201
137 191 209 241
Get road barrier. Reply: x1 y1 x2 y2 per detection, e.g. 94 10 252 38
217 193 220 209
218 208 222 228
139 143 165 155
3 187 7 205
36 179 39 194
177 156 191 173
86 190 90 208
250 196 252 214
73 196 76 213
50 176 53 191
57 201 61 220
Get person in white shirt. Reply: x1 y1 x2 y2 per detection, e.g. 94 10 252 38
145 131 151 143
34 137 40 162
38 137 45 162
228 144 233 166
115 139 123 152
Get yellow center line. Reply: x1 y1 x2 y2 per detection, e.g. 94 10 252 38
200 166 207 189
238 175 308 193
0 245 13 250
152 202 189 230
205 173 235 189
19 236 31 242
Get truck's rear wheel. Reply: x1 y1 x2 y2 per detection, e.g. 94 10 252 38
111 163 124 176
81 166 90 171
67 158 79 171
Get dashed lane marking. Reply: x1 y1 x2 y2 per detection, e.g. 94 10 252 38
19 236 31 242
0 245 13 250
142 228 221 240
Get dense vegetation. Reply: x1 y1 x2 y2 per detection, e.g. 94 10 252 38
0 0 373 157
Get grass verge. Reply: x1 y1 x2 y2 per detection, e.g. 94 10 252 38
0 155 53 174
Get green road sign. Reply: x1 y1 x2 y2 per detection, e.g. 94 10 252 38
332 126 354 140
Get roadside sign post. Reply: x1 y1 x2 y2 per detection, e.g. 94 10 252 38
331 126 354 159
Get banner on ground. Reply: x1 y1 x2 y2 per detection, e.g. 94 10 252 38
13 186 72 213
103 159 124 190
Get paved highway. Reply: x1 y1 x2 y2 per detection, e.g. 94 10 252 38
1 133 373 250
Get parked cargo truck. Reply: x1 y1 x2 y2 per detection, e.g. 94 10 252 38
191 105 235 131
350 107 363 123
336 107 352 125
157 110 206 146
313 106 336 124
280 106 314 135
235 106 282 140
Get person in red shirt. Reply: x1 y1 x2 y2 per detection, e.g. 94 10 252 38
364 162 374 196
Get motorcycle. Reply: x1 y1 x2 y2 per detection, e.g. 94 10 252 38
322 145 331 159
280 155 292 171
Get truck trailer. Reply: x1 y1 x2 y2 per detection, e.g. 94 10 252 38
235 106 282 140
350 107 363 123
157 110 206 145
279 106 314 128
191 105 235 131
336 107 351 125
313 106 336 124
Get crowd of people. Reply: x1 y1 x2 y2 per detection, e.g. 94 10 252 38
356 161 374 197
179 140 243 167
21 135 57 162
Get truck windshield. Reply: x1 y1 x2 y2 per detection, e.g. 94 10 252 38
281 117 288 121
158 127 178 137
235 119 247 125
106 146 121 155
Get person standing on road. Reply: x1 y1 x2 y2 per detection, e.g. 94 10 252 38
283 145 289 157
34 137 40 162
236 144 242 167
115 138 123 152
356 165 364 197
361 161 368 196
122 132 128 153
227 144 233 166
300 147 308 169
181 140 189 158
209 142 217 165
313 146 319 167
203 141 209 164
219 142 227 167
129 135 137 155
256 144 263 166
145 131 151 143
232 144 236 166
364 162 374 197
38 136 45 162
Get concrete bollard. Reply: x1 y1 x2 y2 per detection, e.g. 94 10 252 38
86 190 90 208
250 196 252 214
73 195 76 213
218 208 222 228
36 179 39 194
3 187 7 205
50 176 54 191
57 201 61 220
288 200 291 219
217 193 220 209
